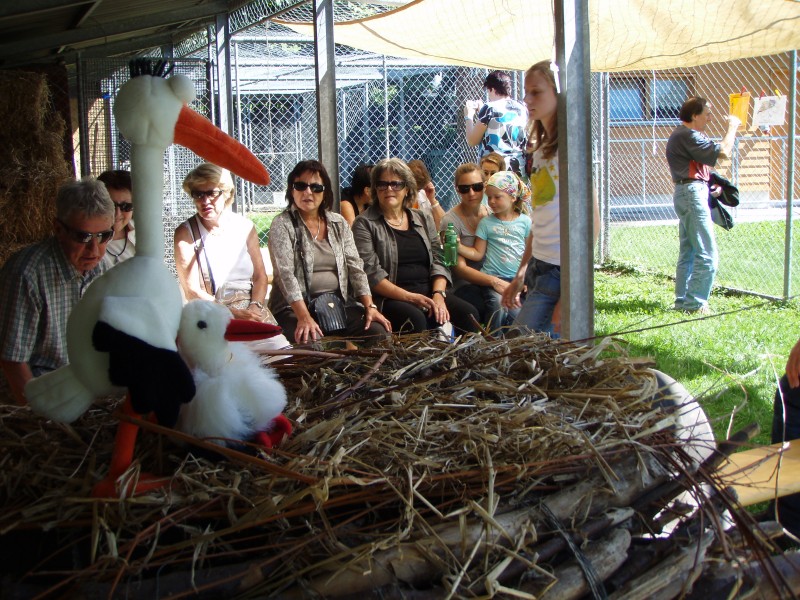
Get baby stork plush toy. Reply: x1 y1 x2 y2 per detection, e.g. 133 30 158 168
25 60 273 497
176 300 292 450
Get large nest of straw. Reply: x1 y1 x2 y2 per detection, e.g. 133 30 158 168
0 333 796 598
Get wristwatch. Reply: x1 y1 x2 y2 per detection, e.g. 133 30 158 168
249 301 264 310
432 290 447 299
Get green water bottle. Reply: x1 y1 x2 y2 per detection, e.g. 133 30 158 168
443 223 458 267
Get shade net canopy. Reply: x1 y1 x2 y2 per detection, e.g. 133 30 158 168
277 0 800 72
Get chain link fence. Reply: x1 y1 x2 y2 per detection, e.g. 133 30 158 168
224 21 488 222
592 55 799 299
73 14 797 299
75 58 212 272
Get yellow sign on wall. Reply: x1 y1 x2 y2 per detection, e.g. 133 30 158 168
728 92 750 130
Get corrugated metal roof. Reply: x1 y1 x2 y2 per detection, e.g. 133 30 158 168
0 0 242 66
0 1 409 68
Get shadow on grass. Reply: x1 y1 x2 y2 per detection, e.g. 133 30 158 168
605 339 733 384
594 297 668 314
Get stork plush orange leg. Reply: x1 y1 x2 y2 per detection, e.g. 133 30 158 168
91 395 171 498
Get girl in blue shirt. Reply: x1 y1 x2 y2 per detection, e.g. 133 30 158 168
458 171 531 333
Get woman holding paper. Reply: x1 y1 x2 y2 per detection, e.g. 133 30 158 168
664 97 740 314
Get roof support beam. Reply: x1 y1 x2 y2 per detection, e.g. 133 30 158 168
0 1 96 20
0 1 229 59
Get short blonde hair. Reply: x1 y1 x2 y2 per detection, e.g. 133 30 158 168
182 163 235 208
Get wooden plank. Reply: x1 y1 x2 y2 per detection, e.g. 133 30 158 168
717 440 800 506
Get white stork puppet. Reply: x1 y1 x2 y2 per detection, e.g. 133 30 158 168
25 60 273 496
176 300 292 450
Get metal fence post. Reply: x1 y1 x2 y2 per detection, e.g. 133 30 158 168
555 0 595 341
383 55 389 158
785 50 797 300
313 0 340 208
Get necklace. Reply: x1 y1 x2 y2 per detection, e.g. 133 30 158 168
304 218 322 240
385 213 405 228
105 233 128 260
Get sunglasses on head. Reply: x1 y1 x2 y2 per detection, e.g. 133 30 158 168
112 201 134 212
375 180 406 191
57 219 114 244
457 182 485 194
292 181 325 193
190 189 224 200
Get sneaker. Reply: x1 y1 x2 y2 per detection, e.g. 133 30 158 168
687 305 712 315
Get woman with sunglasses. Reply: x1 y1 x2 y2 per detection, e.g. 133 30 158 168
353 158 480 335
97 169 136 267
267 160 391 345
174 163 273 324
439 163 493 322
442 163 508 323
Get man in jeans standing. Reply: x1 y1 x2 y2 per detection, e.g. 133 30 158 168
665 97 740 314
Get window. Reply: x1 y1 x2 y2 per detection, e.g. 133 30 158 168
609 75 691 123
650 79 689 119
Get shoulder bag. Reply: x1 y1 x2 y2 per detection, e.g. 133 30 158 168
289 211 348 334
187 216 278 324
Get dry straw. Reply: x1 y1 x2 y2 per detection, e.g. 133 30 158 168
0 70 71 249
0 332 794 598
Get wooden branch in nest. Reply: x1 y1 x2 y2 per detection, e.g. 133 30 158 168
275 450 665 599
607 531 714 600
0 332 792 599
521 528 632 599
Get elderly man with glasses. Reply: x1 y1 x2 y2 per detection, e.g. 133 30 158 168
0 177 115 405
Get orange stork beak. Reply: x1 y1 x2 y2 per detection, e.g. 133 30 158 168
173 105 270 186
225 319 283 342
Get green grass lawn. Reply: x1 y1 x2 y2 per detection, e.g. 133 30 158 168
249 212 279 246
608 220 800 298
594 264 800 447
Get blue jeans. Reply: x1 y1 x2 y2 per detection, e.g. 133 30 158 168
673 182 717 310
513 258 560 337
482 280 519 334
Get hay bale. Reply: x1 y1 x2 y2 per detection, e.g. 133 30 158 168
0 241 28 269
0 71 49 139
0 73 71 246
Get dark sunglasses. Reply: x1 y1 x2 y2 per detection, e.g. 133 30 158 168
375 180 406 191
191 189 224 200
57 219 114 244
112 201 134 212
457 182 485 194
291 181 325 193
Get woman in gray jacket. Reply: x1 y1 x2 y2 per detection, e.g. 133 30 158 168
268 160 391 344
352 158 480 335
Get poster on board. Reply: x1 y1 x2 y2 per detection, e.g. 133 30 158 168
751 95 787 130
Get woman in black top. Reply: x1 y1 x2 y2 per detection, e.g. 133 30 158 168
352 158 480 334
